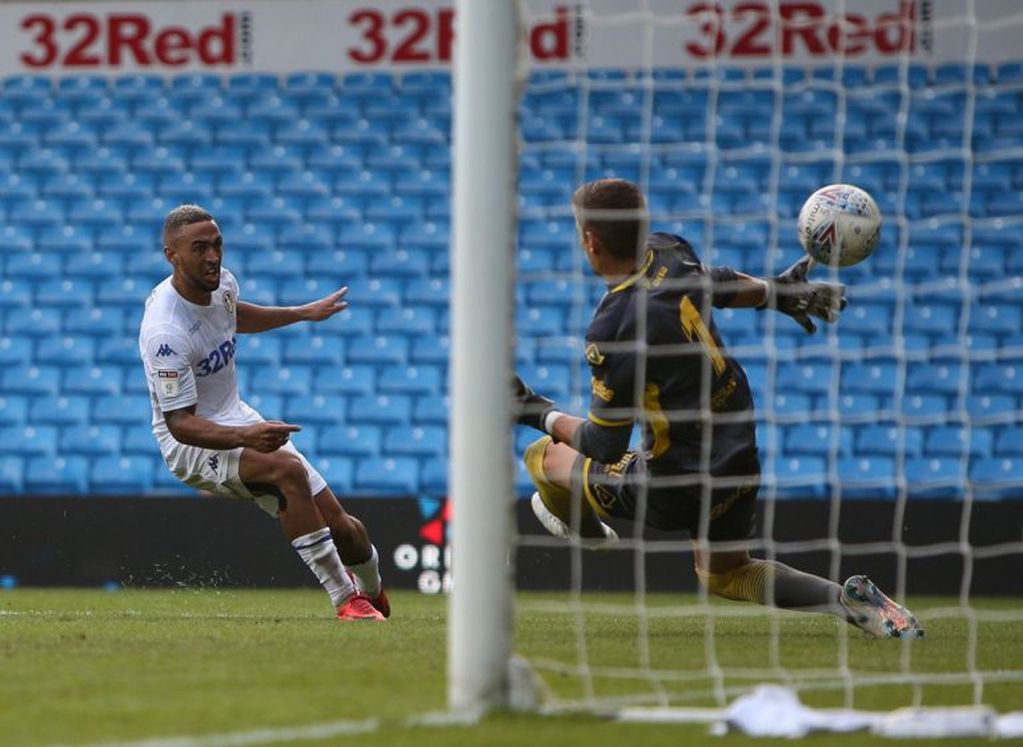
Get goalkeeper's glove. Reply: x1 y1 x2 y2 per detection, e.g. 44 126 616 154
513 374 557 432
758 255 847 334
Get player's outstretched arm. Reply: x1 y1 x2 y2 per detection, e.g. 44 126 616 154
236 287 349 333
164 406 300 453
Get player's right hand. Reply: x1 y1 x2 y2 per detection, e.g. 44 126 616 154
240 421 302 452
513 374 556 431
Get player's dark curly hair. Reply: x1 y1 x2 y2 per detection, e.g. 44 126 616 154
163 204 215 246
571 179 649 262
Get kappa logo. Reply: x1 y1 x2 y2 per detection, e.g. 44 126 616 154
207 455 219 472
155 344 176 357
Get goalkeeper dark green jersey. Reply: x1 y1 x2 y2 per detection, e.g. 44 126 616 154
572 232 758 477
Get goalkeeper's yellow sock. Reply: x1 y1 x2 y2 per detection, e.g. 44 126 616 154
696 559 843 613
523 436 606 538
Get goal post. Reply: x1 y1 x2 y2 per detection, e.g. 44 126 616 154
448 0 522 715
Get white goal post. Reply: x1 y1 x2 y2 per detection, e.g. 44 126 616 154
447 0 521 715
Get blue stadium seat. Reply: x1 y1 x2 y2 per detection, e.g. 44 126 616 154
349 395 411 426
354 457 418 494
0 395 29 426
284 393 345 425
778 360 836 397
1 425 57 456
405 278 449 307
926 425 992 457
384 426 446 457
768 455 828 499
973 363 1023 394
347 334 408 366
244 393 283 420
420 458 448 495
370 249 430 278
236 335 281 367
516 306 565 337
6 307 62 336
376 307 435 337
907 361 963 395
313 365 375 396
839 361 897 395
969 457 1023 499
25 455 89 494
282 335 342 366
905 457 965 498
784 423 853 456
836 456 897 499
0 456 23 493
90 455 153 493
249 366 311 396
92 395 154 426
0 335 32 365
379 365 442 396
518 364 571 400
310 456 353 493
412 394 450 427
4 365 60 395
123 424 159 455
970 305 1021 335
904 303 958 335
29 396 89 426
320 424 381 457
855 424 924 457
900 394 949 422
60 424 120 456
64 307 124 337
96 336 141 366
411 335 450 365
966 394 1016 423
994 427 1023 455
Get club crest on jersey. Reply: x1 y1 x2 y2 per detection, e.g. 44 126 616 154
157 370 179 396
585 343 605 366
223 291 234 314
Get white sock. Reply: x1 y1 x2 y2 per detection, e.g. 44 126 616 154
346 545 382 597
292 528 356 608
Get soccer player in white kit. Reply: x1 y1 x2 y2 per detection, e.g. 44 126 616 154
139 205 388 621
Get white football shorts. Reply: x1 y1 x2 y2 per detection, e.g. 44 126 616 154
160 438 328 517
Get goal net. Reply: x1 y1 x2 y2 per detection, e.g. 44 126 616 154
496 0 1023 732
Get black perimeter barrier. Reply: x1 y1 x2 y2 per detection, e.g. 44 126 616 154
1 496 1021 596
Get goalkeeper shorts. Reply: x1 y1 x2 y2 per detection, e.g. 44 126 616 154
571 450 760 540
161 438 327 518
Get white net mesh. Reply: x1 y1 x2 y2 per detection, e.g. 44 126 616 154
511 0 1023 719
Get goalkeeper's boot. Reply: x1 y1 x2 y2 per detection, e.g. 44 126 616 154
840 575 924 639
530 492 618 549
524 437 618 549
347 571 391 619
336 593 386 622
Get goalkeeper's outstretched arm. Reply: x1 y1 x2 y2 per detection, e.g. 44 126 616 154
711 256 847 334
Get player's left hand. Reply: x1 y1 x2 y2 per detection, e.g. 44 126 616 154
300 287 349 322
513 374 557 431
762 256 847 334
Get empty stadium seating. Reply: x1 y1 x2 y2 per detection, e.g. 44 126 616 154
0 65 1021 500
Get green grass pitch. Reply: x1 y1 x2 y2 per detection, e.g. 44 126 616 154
1 589 1020 746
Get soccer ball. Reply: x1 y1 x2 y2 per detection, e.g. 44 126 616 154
797 184 882 267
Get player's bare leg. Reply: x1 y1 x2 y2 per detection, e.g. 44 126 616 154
239 449 383 621
314 486 389 618
694 546 922 639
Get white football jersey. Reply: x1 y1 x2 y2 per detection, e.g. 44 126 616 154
139 268 261 450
